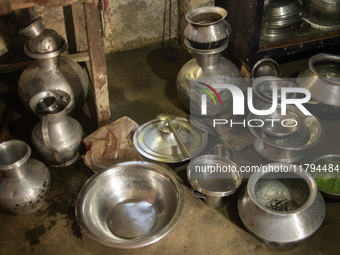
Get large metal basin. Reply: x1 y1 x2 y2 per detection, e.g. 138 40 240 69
75 161 184 248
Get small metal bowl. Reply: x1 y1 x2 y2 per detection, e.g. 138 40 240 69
254 107 301 137
75 161 184 248
251 59 281 80
252 76 297 102
209 144 234 160
187 155 242 208
311 155 340 199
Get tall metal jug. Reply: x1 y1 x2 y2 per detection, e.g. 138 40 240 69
18 17 89 116
0 140 51 215
30 90 83 167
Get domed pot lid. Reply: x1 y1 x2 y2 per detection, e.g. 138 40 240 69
133 116 208 163
247 104 323 150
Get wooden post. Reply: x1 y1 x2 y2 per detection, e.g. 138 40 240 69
84 2 111 127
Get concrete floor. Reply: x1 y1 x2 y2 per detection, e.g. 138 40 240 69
0 42 340 254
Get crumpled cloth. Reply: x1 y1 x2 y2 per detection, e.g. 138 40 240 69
82 116 143 172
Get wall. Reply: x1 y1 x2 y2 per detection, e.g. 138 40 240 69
0 0 214 64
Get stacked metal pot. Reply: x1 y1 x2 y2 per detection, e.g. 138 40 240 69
176 6 242 117
17 17 85 167
250 77 324 163
0 17 87 215
261 0 303 42
303 0 340 31
18 17 89 116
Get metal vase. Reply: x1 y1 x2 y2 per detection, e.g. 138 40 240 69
176 41 241 117
0 140 51 215
18 17 89 116
30 91 83 167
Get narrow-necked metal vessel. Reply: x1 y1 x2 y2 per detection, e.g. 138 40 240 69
30 90 83 167
238 164 325 247
0 140 51 215
176 40 242 117
18 17 89 115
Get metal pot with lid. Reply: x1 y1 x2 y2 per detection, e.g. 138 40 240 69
133 115 208 162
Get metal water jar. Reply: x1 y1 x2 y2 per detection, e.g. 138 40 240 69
238 164 325 247
0 140 51 215
30 90 83 167
176 40 241 117
18 17 89 115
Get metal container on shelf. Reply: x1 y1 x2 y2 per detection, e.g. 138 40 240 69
260 0 302 42
176 40 241 117
30 90 83 167
18 17 89 116
238 164 325 247
305 0 340 16
0 140 51 215
302 1 340 31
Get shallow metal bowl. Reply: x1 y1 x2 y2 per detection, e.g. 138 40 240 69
251 59 281 80
75 161 184 248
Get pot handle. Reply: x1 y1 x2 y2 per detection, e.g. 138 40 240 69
192 188 206 201
42 116 63 166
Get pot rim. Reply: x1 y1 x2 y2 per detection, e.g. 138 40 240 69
24 38 67 59
29 90 71 115
247 163 318 215
309 53 340 84
0 140 31 170
186 6 228 26
75 161 184 249
184 39 228 55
